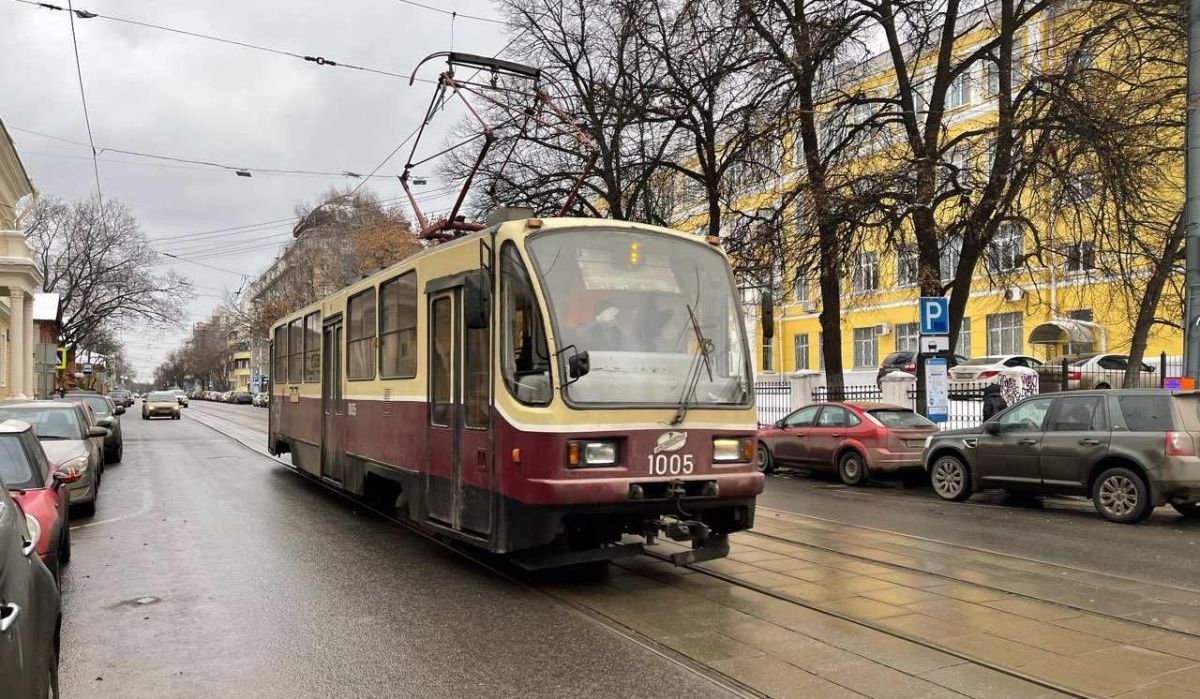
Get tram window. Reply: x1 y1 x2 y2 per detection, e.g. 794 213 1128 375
379 272 417 379
303 312 321 383
288 318 304 383
500 242 551 405
430 296 452 426
273 325 287 382
347 288 377 381
465 322 489 429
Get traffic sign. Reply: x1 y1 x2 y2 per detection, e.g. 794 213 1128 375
921 335 950 353
919 297 950 335
925 357 949 422
82 363 93 375
55 347 67 370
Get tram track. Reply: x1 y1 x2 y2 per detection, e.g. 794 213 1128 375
642 548 1095 699
184 404 1105 698
739 525 1200 643
183 406 763 699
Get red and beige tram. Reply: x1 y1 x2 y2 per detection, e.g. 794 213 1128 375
268 215 762 567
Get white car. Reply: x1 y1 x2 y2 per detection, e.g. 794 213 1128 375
947 355 1042 391
170 390 189 407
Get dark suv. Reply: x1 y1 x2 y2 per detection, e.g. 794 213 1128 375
876 351 967 387
923 389 1200 523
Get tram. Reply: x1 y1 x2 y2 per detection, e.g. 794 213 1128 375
268 213 762 567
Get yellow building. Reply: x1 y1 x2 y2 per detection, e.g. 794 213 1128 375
0 118 45 398
226 330 252 392
673 7 1182 378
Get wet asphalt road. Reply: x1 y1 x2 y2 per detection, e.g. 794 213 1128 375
758 468 1200 589
59 410 729 698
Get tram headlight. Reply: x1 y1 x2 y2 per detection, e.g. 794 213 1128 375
567 440 619 467
713 437 753 463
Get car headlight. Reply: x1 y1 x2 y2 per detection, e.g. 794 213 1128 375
24 513 41 547
62 455 89 474
714 437 754 463
567 440 619 467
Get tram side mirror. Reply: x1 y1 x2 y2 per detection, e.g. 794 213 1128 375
568 351 591 379
464 271 491 330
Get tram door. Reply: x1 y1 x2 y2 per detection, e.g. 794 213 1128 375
321 319 343 482
426 284 493 537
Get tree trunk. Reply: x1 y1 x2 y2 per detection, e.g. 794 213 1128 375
1124 213 1185 387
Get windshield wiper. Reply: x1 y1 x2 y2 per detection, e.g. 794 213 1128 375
670 304 714 426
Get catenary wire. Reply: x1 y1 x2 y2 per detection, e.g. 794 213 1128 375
64 0 101 198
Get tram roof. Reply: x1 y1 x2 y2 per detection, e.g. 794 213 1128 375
269 216 716 331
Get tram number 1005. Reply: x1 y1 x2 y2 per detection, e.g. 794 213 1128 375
647 453 695 475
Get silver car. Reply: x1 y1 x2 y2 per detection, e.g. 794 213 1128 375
0 402 107 516
1046 353 1160 390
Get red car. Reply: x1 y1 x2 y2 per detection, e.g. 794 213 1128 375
756 401 938 484
0 419 80 580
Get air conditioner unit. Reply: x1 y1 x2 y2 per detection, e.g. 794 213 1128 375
1004 287 1025 302
802 300 818 313
876 323 892 335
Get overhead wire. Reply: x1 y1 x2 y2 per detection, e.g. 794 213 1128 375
392 0 507 26
64 0 101 198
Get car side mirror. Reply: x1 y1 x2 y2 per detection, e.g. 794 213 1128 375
54 466 81 485
568 351 591 379
97 416 113 428
983 421 1000 435
87 426 109 438
773 419 783 429
114 406 125 416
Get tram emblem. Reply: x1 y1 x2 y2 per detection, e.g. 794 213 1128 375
654 431 687 454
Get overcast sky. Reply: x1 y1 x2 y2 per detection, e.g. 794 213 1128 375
1 0 511 380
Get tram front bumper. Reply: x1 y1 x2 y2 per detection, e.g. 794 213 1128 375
522 471 763 506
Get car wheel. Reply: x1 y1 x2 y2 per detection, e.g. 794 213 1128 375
838 451 869 486
1095 382 1111 390
756 442 775 474
931 454 973 501
1170 502 1200 518
1093 467 1152 523
76 498 96 517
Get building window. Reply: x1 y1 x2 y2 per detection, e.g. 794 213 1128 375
1065 241 1095 273
303 312 320 383
988 223 1023 273
793 270 809 303
379 272 418 379
986 312 1024 355
1066 309 1095 354
896 247 919 287
347 288 377 381
940 236 963 281
287 318 303 384
956 317 972 357
852 326 878 368
793 333 809 371
950 148 970 188
851 251 878 293
818 331 825 370
947 72 971 109
762 337 774 373
894 323 920 352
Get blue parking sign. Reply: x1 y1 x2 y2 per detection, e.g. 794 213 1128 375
919 297 950 335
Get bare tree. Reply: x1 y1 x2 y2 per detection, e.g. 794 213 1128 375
21 195 191 353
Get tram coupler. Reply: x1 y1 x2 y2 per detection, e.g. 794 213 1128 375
646 516 731 566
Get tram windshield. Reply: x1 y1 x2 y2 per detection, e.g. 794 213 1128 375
526 228 751 407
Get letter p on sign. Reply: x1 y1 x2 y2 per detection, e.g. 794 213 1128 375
919 297 950 335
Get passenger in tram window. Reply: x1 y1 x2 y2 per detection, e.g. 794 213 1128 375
574 300 629 351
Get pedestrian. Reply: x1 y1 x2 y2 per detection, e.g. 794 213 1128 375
982 382 1006 420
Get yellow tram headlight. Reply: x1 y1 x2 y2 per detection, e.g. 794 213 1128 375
567 440 619 468
713 437 753 463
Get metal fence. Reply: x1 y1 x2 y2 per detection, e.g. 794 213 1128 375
910 383 988 430
811 386 882 402
754 380 792 426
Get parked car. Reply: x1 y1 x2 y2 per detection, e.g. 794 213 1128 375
232 391 253 405
108 388 133 407
0 401 106 517
65 391 124 463
170 390 189 408
924 389 1200 523
757 402 939 484
1043 353 1160 390
221 391 234 403
143 391 181 420
252 392 269 407
947 355 1043 392
0 419 80 581
876 351 968 387
0 479 60 697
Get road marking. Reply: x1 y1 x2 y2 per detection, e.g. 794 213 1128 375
72 487 152 530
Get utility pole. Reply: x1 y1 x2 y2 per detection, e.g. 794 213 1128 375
1185 0 1200 378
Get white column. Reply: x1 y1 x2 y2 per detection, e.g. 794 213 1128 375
786 370 820 410
22 303 33 398
881 371 917 408
9 290 26 399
